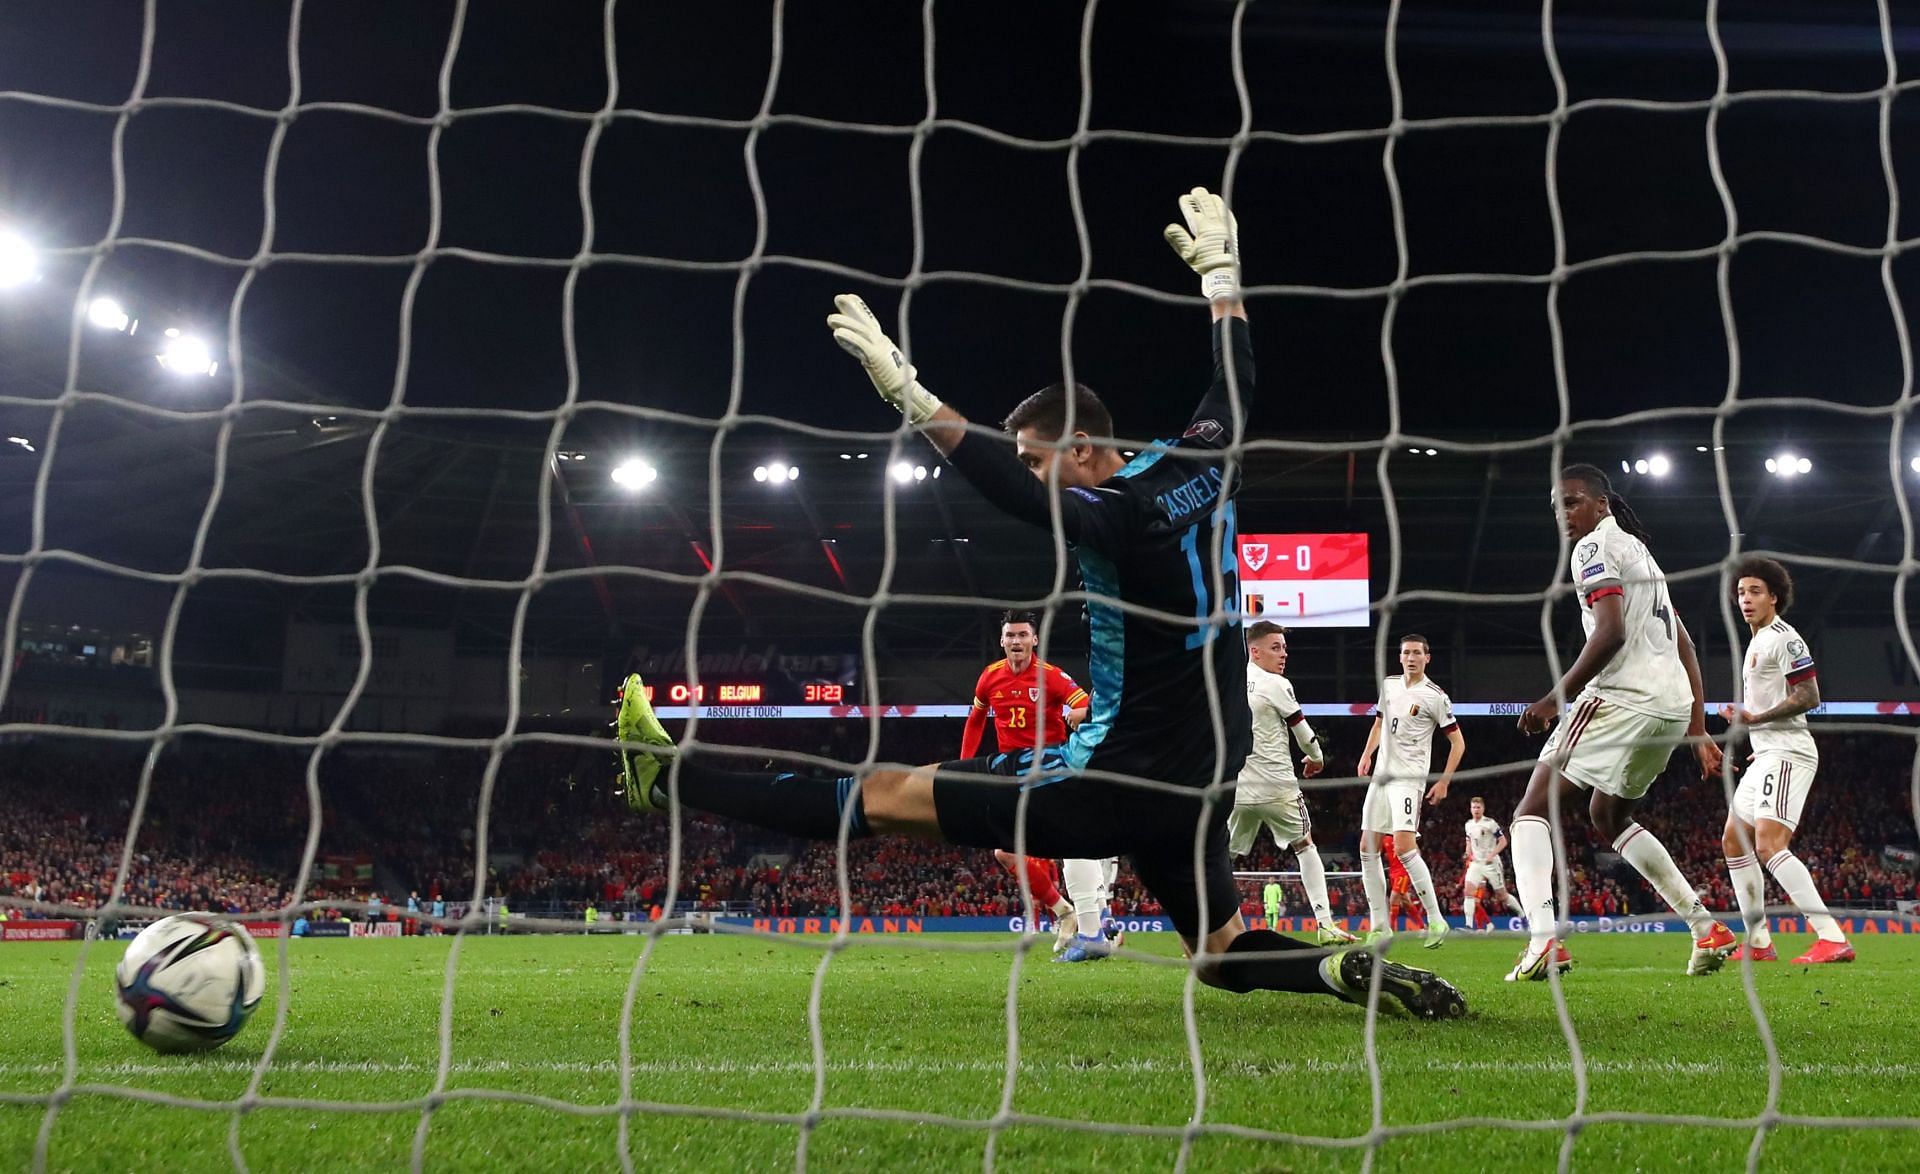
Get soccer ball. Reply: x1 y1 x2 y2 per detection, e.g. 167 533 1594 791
113 914 265 1053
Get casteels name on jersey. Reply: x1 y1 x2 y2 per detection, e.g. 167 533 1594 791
1155 466 1226 523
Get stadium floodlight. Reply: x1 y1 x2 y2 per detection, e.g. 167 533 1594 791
87 297 132 332
1911 455 1920 474
610 458 657 489
913 464 927 481
932 466 941 479
1647 454 1670 477
0 229 39 289
1765 453 1811 478
889 461 915 484
155 328 217 377
6 436 33 453
752 465 768 482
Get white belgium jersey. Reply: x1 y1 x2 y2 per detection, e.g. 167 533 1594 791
1743 618 1819 764
1370 676 1456 787
1464 816 1504 863
1238 666 1320 802
1571 515 1692 719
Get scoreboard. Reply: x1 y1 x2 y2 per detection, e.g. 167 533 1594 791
1237 533 1371 628
633 680 847 704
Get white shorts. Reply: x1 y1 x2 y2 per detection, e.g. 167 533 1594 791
1539 696 1686 800
1061 857 1119 907
1229 792 1310 854
1463 859 1507 891
1361 781 1422 835
1732 754 1817 831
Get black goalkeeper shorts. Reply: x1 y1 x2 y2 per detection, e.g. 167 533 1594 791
931 748 1239 941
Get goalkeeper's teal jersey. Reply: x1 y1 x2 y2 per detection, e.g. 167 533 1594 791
947 319 1255 792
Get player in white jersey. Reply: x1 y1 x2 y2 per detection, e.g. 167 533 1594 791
1719 557 1853 964
1355 634 1464 949
1229 621 1356 946
1461 796 1524 930
1510 464 1737 981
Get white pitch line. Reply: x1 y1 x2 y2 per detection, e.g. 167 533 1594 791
1 1057 1915 1080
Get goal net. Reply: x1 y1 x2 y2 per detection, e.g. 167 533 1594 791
2 0 1918 1170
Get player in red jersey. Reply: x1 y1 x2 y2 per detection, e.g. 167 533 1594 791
961 611 1090 759
965 612 1103 956
1381 836 1421 932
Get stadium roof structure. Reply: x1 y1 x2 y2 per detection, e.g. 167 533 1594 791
2 278 1912 670
2 0 1917 670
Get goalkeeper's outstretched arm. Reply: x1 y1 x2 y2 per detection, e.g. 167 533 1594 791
1163 184 1253 433
824 186 1251 543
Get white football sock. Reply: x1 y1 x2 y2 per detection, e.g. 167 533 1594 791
1399 848 1446 924
1294 843 1335 924
1501 889 1524 915
1764 849 1846 943
1062 857 1107 938
1510 816 1557 948
1463 895 1478 927
1360 849 1389 932
1726 853 1772 948
1614 823 1714 938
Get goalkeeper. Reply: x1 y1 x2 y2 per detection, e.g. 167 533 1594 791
616 189 1464 1019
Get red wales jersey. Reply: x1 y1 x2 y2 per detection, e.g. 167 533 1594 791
965 659 1089 755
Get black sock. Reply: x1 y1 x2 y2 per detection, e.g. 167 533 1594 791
1215 929 1336 995
656 752 871 842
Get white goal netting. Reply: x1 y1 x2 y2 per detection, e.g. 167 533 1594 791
2 0 1918 1171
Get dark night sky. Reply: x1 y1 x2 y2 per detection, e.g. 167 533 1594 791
2 1 1919 677
3 0 1916 433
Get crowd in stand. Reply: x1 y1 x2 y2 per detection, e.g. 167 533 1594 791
3 718 1916 924
0 803 289 916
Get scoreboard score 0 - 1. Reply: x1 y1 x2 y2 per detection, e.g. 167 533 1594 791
635 681 847 704
1237 533 1371 628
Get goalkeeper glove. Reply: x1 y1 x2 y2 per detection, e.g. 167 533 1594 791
826 294 944 426
1162 186 1240 302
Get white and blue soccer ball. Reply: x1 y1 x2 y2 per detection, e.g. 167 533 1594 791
113 914 265 1053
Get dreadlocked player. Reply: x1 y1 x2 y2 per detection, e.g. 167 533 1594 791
1507 464 1738 982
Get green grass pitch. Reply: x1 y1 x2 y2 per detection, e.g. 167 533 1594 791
2 932 1915 1171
